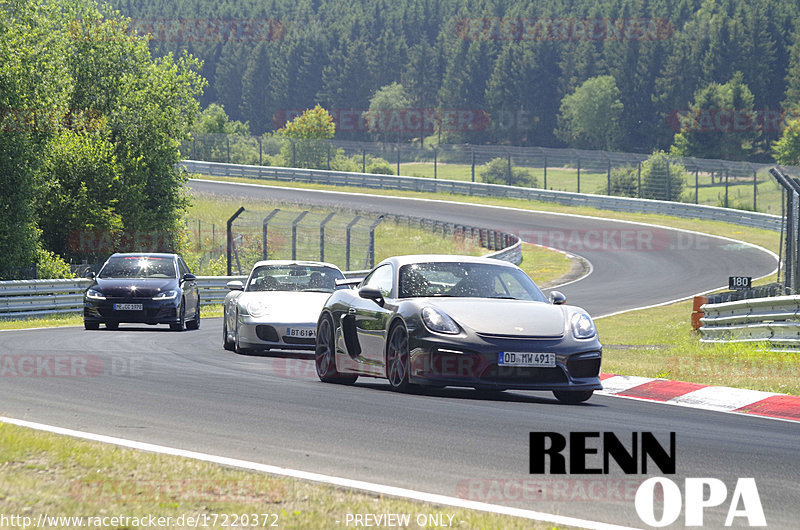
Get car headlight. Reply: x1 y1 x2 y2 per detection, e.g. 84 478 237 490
153 290 178 300
421 306 460 334
86 289 105 300
571 312 596 339
245 299 271 318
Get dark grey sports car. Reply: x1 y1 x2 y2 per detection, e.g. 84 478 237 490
315 255 602 403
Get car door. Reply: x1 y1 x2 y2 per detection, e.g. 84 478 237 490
344 264 395 375
178 257 199 316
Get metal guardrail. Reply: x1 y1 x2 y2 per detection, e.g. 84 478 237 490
180 160 784 232
0 242 521 319
699 296 800 351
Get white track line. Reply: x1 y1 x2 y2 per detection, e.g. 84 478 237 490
0 416 639 530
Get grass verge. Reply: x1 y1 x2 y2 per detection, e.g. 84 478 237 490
0 422 570 530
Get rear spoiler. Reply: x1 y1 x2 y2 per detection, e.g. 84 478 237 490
335 277 363 288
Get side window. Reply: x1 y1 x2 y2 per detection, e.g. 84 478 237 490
178 258 190 276
362 264 393 297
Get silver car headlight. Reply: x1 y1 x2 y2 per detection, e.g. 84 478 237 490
421 306 460 334
571 312 596 339
86 288 105 300
245 299 271 318
153 289 178 300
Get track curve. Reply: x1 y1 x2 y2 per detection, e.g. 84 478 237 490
0 180 794 528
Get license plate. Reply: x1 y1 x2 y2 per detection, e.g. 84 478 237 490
286 327 315 338
498 352 556 367
114 303 143 311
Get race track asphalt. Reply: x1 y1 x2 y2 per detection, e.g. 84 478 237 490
1 180 794 528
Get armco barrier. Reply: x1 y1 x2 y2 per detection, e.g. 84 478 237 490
180 160 783 232
699 296 800 351
0 241 521 319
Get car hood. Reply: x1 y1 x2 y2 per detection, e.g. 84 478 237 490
428 298 567 338
94 278 178 298
238 291 331 320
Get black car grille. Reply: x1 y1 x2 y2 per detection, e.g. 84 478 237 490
256 325 279 342
566 357 601 378
481 365 568 384
283 336 315 345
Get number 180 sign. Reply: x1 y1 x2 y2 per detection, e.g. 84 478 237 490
729 276 752 290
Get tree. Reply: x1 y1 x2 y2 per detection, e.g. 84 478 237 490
363 82 412 142
773 119 800 165
277 105 335 168
669 72 757 160
556 76 624 151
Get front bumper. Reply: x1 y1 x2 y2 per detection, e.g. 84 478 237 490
84 298 181 325
237 315 317 351
406 330 602 391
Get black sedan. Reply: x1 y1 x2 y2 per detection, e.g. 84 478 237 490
315 255 602 403
83 253 200 331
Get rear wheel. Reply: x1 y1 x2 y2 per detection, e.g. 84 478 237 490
170 301 186 331
84 321 99 330
553 390 594 404
386 323 414 392
315 314 357 384
105 322 118 330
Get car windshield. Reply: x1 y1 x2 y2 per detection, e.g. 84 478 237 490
398 262 548 302
98 256 177 279
246 265 345 293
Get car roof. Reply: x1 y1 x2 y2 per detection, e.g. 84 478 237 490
376 254 519 269
250 260 342 271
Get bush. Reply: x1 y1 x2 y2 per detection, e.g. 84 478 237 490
641 151 684 201
603 166 639 197
36 248 74 279
479 158 537 187
367 160 394 175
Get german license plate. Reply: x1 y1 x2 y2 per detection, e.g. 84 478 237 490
498 352 555 367
114 303 143 311
286 327 315 338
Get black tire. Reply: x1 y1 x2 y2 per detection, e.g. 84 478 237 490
553 390 594 404
234 327 250 354
170 300 186 331
315 313 357 384
222 319 235 351
84 321 100 330
386 323 415 392
105 322 119 330
186 303 200 330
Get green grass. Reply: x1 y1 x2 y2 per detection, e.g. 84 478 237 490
596 301 800 395
0 422 568 530
0 314 84 330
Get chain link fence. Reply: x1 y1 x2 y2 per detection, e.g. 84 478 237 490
183 134 800 215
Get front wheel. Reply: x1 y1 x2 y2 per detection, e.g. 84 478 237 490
186 302 200 330
170 301 186 331
315 314 357 384
386 323 415 392
84 321 99 330
553 390 594 404
222 318 235 351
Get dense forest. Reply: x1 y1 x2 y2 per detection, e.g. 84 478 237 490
110 0 800 159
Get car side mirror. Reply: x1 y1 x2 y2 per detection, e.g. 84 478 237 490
86 271 96 280
183 273 196 282
549 291 566 305
226 280 244 291
359 286 385 306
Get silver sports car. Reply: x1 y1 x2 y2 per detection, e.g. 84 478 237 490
223 260 346 353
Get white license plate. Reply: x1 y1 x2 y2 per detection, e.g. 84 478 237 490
114 303 143 311
286 327 315 338
498 352 556 367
